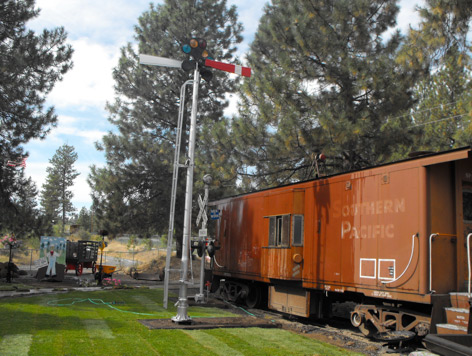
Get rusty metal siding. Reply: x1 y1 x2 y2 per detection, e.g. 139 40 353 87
210 148 472 304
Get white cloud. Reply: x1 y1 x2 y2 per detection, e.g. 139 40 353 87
47 38 119 110
397 0 423 33
29 0 155 44
28 1 154 112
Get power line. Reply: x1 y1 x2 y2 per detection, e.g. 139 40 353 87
388 97 469 122
410 112 469 128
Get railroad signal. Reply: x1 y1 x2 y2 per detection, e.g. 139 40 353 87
139 39 252 322
140 38 251 80
181 38 214 82
182 38 210 62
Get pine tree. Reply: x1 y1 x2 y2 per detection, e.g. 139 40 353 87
76 207 92 232
409 49 472 151
89 0 243 247
0 168 42 236
0 0 73 232
40 144 80 235
232 0 417 188
397 0 472 152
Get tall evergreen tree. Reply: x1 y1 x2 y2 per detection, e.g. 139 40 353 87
0 0 73 232
89 0 243 246
409 49 472 151
230 0 418 188
1 167 42 236
40 144 79 235
76 207 92 232
396 0 472 152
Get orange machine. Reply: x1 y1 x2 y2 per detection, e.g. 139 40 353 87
207 147 472 338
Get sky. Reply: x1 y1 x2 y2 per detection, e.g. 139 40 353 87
23 0 424 211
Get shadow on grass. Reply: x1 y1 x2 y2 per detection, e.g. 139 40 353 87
0 289 163 336
0 308 90 335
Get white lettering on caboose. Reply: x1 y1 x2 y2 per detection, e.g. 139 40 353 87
334 198 406 240
333 198 405 218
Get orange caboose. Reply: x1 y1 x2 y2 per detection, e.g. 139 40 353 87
208 147 472 338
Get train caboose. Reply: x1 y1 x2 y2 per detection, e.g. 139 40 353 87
207 147 472 338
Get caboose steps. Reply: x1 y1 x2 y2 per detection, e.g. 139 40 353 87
436 323 468 335
445 308 469 329
450 293 471 309
435 293 471 335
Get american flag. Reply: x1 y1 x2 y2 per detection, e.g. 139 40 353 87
6 157 27 168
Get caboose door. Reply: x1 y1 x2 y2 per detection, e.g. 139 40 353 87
454 158 472 292
262 189 305 281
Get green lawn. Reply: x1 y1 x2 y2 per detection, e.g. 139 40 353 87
0 288 363 356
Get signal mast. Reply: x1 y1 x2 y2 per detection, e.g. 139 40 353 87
140 38 251 324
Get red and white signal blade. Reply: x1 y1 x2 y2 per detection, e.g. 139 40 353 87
204 59 251 77
139 54 183 68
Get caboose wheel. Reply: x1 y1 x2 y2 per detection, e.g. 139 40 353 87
351 310 377 337
358 320 377 338
351 312 363 327
245 285 261 308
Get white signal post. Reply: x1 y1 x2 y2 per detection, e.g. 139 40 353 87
140 41 251 324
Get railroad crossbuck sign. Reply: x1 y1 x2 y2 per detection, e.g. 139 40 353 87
196 193 208 227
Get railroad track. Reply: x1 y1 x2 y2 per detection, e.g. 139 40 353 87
215 298 428 356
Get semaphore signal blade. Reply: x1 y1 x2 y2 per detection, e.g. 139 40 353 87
204 59 251 77
139 54 183 68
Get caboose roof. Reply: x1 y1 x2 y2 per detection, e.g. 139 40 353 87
209 146 471 205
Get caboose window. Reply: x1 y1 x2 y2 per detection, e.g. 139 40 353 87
463 188 472 222
292 215 304 246
268 215 290 247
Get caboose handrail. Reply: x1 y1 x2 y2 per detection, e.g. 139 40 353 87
382 233 417 286
429 232 457 294
467 233 471 298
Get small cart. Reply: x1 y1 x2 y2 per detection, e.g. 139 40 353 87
96 265 116 279
65 240 100 276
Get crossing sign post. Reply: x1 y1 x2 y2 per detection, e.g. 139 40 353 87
194 174 212 303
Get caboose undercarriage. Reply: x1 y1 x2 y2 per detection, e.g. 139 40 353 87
211 273 471 340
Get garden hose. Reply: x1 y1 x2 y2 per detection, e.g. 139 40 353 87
47 298 155 316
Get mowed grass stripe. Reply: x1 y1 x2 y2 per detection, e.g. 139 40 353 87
0 334 33 356
131 294 172 316
145 329 219 356
211 328 293 356
82 319 115 339
202 328 259 355
0 289 363 356
183 329 244 356
225 327 357 356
